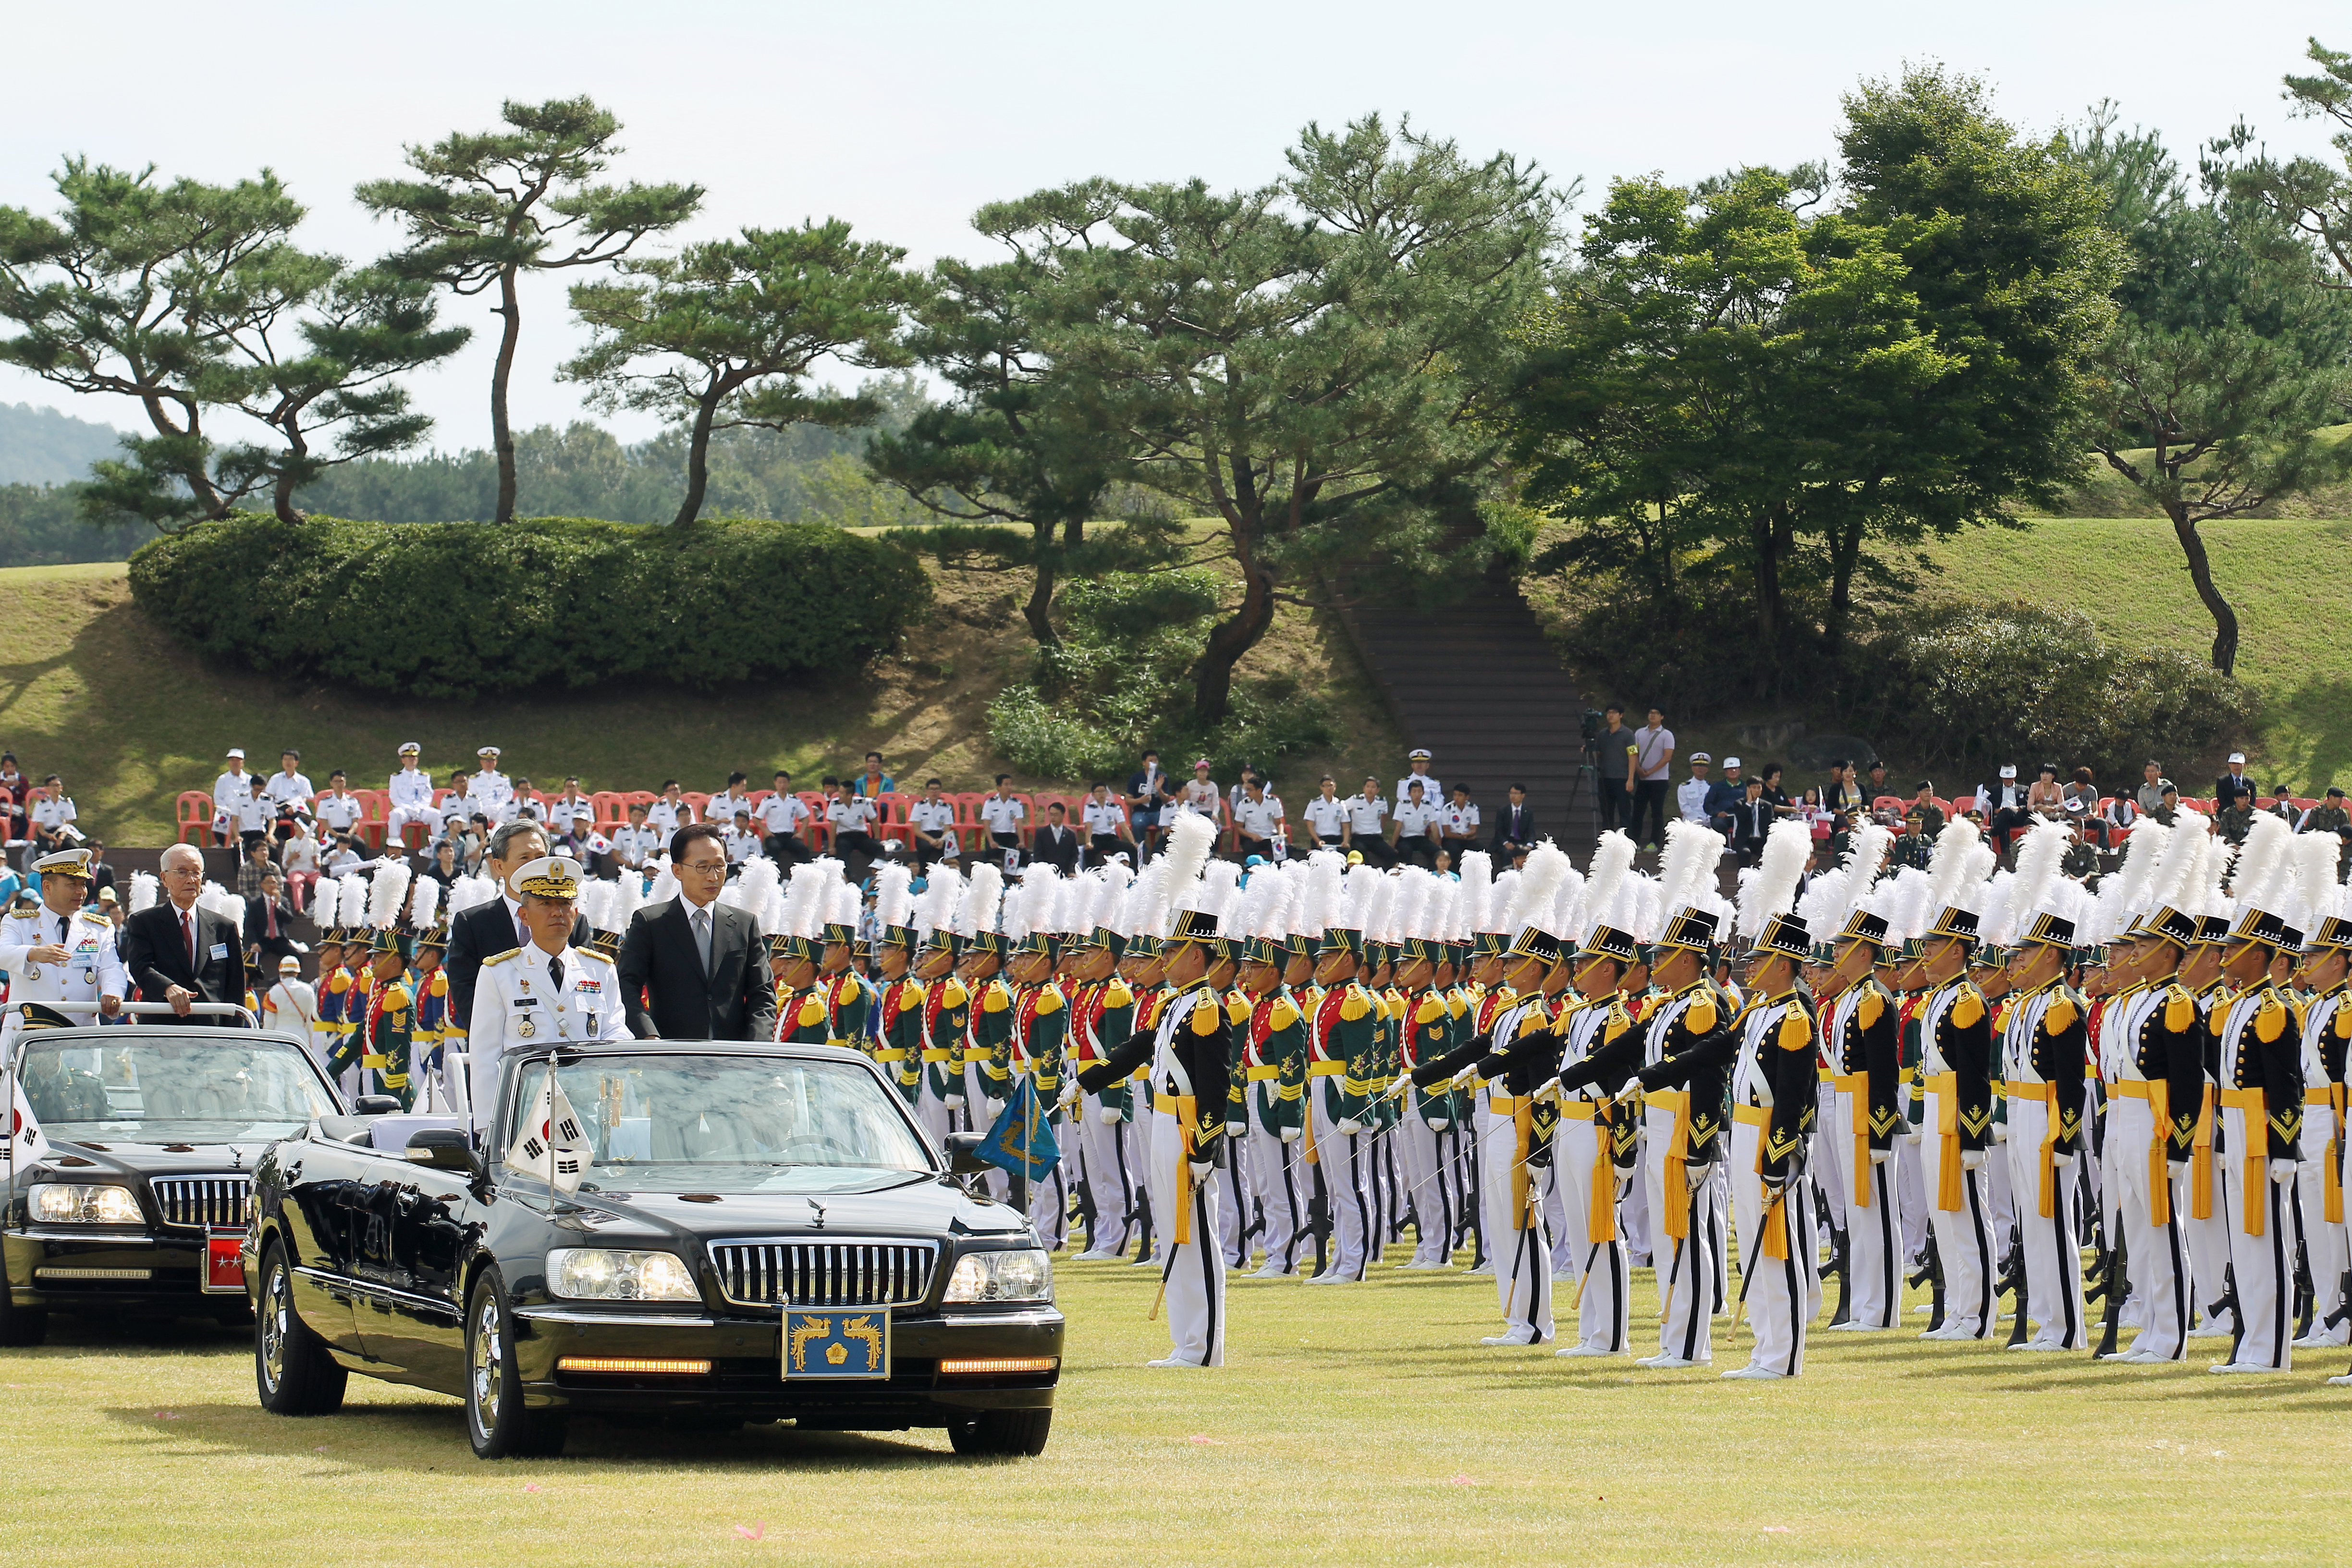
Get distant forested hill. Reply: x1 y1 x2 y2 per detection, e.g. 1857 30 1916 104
0 400 127 486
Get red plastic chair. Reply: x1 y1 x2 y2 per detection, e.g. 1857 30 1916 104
176 790 215 845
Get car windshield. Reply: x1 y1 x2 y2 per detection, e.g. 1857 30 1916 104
12 1034 336 1142
503 1053 935 1194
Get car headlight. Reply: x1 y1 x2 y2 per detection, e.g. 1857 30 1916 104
546 1248 700 1302
28 1183 144 1226
942 1247 1053 1304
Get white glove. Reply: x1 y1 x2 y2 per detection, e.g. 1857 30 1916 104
1189 1159 1217 1181
2051 1152 2076 1172
2272 1157 2300 1184
1096 1105 1123 1127
1280 1125 1302 1144
943 1093 966 1109
1225 1119 1247 1138
1533 1077 1563 1103
1336 1118 1363 1138
2167 1159 2188 1177
1903 1126 1923 1146
1685 1161 1713 1192
1054 1081 1079 1113
1991 1124 2008 1144
1424 1118 1451 1133
1869 1148 1893 1166
1962 1150 1986 1170
1449 1066 1481 1090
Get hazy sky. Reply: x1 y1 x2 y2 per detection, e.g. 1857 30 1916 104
4 0 2345 447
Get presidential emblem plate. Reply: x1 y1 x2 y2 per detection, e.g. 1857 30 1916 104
781 1306 891 1380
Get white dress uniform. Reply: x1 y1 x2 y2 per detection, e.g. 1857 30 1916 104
1552 991 1636 1355
0 902 126 1044
471 766 518 826
2098 976 2193 1361
1142 979 1226 1367
1640 979 1729 1365
2296 981 2350 1347
386 764 438 842
1473 989 1555 1344
2000 981 2090 1351
1916 978 2000 1339
1727 987 1824 1378
458 941 629 1133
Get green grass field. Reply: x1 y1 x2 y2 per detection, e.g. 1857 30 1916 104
0 559 1400 846
4 1246 2345 1566
1917 515 2352 793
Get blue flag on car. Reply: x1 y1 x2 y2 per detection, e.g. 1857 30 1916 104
975 1076 1061 1183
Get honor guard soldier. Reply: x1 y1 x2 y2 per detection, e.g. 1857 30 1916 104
960 909 1017 1185
1237 908 1310 1275
358 927 418 1111
819 875 877 1049
1207 922 1256 1269
457 857 628 1125
1073 820 1234 1367
1818 910 1905 1333
1009 897 1074 1247
0 848 126 1044
1999 908 2093 1352
1712 912 1824 1379
1068 872 1141 1261
1117 901 1174 1267
1913 901 1997 1340
1305 871 1383 1285
2295 916 2352 1352
1544 921 1644 1357
1625 905 1736 1368
313 926 355 1094
412 923 455 1108
912 870 970 1143
869 865 925 1107
1396 919 1462 1272
2206 903 2306 1372
2180 912 2239 1341
771 930 828 1044
2098 905 2205 1361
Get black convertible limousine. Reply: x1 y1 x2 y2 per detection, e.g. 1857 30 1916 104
243 1038 1063 1458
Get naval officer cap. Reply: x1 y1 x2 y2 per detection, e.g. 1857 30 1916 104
31 847 94 880
399 741 421 755
507 855 586 902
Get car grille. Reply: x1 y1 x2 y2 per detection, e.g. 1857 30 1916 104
710 1240 936 1308
151 1177 252 1230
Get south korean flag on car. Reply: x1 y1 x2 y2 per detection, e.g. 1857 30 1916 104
4 1067 58 1180
505 1074 592 1195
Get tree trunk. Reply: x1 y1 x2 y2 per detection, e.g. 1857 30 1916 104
672 389 720 528
140 392 230 518
2167 504 2240 675
1022 518 1060 648
272 425 307 526
491 264 524 524
1822 508 1866 663
1750 512 1781 660
1191 565 1276 725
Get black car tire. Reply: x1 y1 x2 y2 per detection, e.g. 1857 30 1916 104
466 1265 565 1459
0 1282 46 1348
947 1407 1053 1457
254 1243 345 1415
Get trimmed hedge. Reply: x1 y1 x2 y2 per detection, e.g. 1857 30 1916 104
127 514 930 700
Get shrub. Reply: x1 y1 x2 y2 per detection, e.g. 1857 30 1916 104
126 512 929 700
1837 598 2250 777
986 570 1336 783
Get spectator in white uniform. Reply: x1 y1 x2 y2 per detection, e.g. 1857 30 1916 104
1342 777 1392 867
907 780 960 868
263 750 313 809
1678 753 1715 824
646 779 695 836
212 747 251 847
385 743 439 846
1233 779 1285 860
758 772 814 866
1394 748 1443 809
470 746 517 825
978 776 1027 861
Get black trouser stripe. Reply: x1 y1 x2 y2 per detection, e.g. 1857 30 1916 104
1967 1171 1993 1334
1277 1143 1301 1270
1784 1186 1807 1375
2270 1180 2290 1367
1347 1138 1372 1280
2163 1212 2187 1360
1610 1241 1627 1351
1873 1164 1898 1327
1195 1183 1217 1361
2053 1204 2078 1347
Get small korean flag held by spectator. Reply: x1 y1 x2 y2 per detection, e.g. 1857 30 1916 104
505 1074 591 1194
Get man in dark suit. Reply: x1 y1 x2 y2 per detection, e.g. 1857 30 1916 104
1490 784 1537 861
119 842 253 1023
615 822 776 1040
244 871 299 968
2215 752 2257 810
445 820 588 1030
1031 802 1081 872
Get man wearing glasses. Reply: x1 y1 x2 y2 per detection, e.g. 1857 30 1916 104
614 822 778 1041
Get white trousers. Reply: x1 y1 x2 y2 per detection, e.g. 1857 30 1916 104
1644 1105 1721 1362
2104 1098 2188 1360
2296 1103 2347 1344
1477 1100 1553 1339
1917 1083 1997 1336
1076 1102 1138 1256
1212 1123 1250 1266
1145 1104 1225 1366
1247 1118 1305 1272
1813 1082 1848 1234
1895 1085 1928 1267
961 1065 1008 1201
2005 1096 2086 1349
1835 1084 1899 1329
2219 1106 2293 1370
1557 1115 1630 1353
1310 1086 1374 1279
1730 1118 1820 1375
2183 1154 2236 1334
385 805 439 845
1400 1105 1455 1266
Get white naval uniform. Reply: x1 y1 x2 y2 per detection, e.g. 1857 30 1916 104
385 767 438 842
2210 983 2300 1372
471 770 518 826
2000 984 2089 1351
1826 981 1900 1332
1916 981 1998 1338
1475 992 1555 1343
1553 993 1633 1355
456 943 630 1134
2099 980 2193 1361
1728 992 1823 1378
1146 982 1226 1367
2181 986 2238 1338
2296 986 2350 1347
1642 982 1727 1364
1398 991 1457 1271
0 905 126 1044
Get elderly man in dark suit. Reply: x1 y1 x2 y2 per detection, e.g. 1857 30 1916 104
444 819 589 1029
119 842 254 1023
615 823 776 1040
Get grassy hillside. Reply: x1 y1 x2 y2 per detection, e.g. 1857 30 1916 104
1912 514 2352 792
0 557 1401 846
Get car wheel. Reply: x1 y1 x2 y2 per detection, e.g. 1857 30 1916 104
0 1280 46 1348
947 1407 1053 1457
254 1243 345 1415
465 1266 565 1459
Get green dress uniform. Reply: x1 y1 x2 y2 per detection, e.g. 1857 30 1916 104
874 974 927 1106
1242 976 1310 1275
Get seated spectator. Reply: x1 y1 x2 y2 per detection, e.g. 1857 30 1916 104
1704 759 1746 834
1081 782 1131 864
648 779 695 836
2027 763 2065 821
1797 786 1831 839
417 837 464 894
1909 780 1947 839
1234 777 1285 862
1032 801 1081 872
510 777 546 824
613 801 662 870
707 771 754 829
759 771 814 867
1439 783 1482 860
1301 776 1347 851
237 836 282 898
1392 779 1438 868
1432 848 1455 878
1490 784 1538 861
323 835 364 877
723 809 762 869
1892 809 1933 871
2150 781 2182 826
547 777 597 842
1827 761 1866 819
234 775 272 851
1678 754 1714 824
1126 751 1175 854
245 871 298 968
2135 760 2167 816
826 779 884 875
1176 759 1222 821
1757 763 1794 820
281 818 321 910
29 774 78 855
1344 777 1393 867
855 752 894 800
977 775 1027 861
1727 776 1771 865
907 779 959 868
84 840 117 900
2268 783 2303 828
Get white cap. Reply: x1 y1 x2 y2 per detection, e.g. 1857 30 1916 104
1723 757 1742 769
1999 764 2017 778
279 955 302 973
399 741 420 755
2228 752 2246 764
226 747 245 760
478 745 501 757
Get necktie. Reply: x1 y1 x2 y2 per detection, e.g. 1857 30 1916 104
184 910 196 967
549 953 565 993
266 900 278 939
693 908 713 976
57 915 67 944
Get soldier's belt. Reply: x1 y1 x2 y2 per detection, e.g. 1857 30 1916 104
1246 1065 1280 1081
2002 1077 2048 1098
361 1054 389 1070
1309 1060 1345 1077
872 1047 909 1062
1732 1103 1771 1127
2109 1079 2152 1100
1555 1097 1608 1120
920 1048 954 1062
2306 1087 2338 1106
2218 1086 2274 1237
1831 1071 1869 1095
1488 1094 1527 1116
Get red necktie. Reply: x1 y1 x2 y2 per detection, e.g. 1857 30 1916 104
184 910 196 966
266 901 278 938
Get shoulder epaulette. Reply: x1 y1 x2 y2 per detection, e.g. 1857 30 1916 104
482 947 521 968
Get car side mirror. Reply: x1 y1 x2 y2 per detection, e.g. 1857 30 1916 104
352 1094 402 1116
406 1128 483 1176
943 1131 992 1176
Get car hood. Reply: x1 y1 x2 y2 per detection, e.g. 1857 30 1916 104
32 1137 284 1181
560 1175 1034 1242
